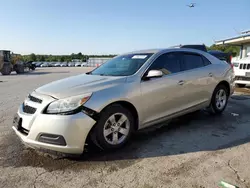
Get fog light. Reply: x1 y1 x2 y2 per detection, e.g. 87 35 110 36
38 133 66 146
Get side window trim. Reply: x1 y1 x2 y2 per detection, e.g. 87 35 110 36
201 56 212 66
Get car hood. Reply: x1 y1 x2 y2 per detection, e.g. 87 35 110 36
35 74 127 99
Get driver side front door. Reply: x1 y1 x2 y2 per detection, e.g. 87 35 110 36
140 52 188 128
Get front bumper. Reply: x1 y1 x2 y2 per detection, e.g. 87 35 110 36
234 80 250 85
12 92 96 154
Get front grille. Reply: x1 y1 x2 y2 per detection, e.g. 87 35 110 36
23 104 37 114
239 64 250 70
29 95 42 103
235 76 250 81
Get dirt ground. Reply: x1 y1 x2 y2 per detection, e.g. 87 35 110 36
0 67 250 188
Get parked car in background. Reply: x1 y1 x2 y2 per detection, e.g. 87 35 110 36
54 62 61 67
176 44 232 64
81 62 88 67
233 52 250 87
48 62 55 67
208 50 232 64
61 62 68 67
68 62 75 67
13 48 234 154
35 62 43 67
75 62 82 67
40 62 49 67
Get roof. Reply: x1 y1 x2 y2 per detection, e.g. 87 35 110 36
127 49 163 54
0 50 10 52
215 33 250 45
124 47 212 55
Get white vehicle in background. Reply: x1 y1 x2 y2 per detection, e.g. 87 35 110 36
40 63 49 67
61 62 68 67
75 62 82 67
54 62 61 67
233 52 250 88
68 62 75 67
81 62 88 67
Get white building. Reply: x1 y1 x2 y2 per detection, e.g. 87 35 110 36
216 29 250 87
215 29 250 59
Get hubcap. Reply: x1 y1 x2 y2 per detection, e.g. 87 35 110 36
215 89 227 110
103 113 130 145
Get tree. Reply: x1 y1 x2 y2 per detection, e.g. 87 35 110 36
208 44 240 57
76 52 82 59
30 53 37 61
40 55 45 62
60 56 65 62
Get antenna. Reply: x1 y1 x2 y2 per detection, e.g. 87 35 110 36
233 28 240 35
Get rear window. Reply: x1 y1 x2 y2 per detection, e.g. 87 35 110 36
182 53 204 70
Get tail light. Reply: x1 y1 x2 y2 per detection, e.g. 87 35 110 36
230 55 232 63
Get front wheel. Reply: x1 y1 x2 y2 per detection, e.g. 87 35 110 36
14 64 25 74
90 104 134 150
207 85 229 115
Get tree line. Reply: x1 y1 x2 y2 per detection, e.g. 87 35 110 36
17 45 241 63
207 45 240 57
21 52 117 62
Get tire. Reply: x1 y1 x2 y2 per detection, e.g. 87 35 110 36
1 64 12 75
15 64 25 74
207 84 229 115
236 84 246 88
90 104 134 150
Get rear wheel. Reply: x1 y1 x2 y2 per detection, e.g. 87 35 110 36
90 104 134 150
1 64 12 75
207 84 229 115
236 84 246 88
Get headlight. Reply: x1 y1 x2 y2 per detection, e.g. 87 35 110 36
46 93 92 114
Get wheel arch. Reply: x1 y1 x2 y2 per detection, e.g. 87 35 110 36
100 100 139 131
216 80 230 96
85 100 139 150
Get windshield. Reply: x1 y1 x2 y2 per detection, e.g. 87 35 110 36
90 53 153 76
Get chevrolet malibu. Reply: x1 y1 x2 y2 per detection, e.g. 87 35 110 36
12 48 235 154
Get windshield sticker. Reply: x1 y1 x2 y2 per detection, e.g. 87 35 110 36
132 55 147 59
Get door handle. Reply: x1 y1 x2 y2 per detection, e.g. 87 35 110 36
178 80 185 85
208 73 213 77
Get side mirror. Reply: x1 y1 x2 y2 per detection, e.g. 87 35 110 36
146 70 163 78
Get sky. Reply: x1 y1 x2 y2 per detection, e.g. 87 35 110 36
0 0 249 55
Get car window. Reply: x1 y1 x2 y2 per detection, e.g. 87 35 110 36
202 56 212 66
148 53 182 75
91 53 153 76
183 53 204 70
